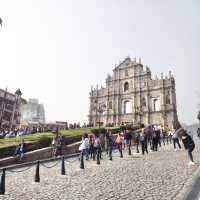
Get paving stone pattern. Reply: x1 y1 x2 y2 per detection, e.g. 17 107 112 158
1 139 200 200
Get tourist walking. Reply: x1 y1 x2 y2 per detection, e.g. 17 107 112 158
164 125 169 144
140 124 148 155
116 132 124 155
134 131 140 153
181 130 195 165
168 129 173 144
89 134 95 159
152 128 159 151
51 134 58 157
105 131 115 160
172 128 182 149
160 127 165 146
123 130 129 149
93 134 102 160
79 133 89 160
56 135 64 156
123 129 132 149
157 127 161 147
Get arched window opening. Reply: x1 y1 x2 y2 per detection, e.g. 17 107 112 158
153 98 160 111
124 101 131 114
124 82 129 92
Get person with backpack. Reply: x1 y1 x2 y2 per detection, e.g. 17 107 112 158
181 130 195 165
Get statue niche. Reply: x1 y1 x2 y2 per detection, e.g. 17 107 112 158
166 91 170 104
141 97 146 107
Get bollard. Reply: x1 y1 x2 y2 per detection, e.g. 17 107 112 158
97 149 100 165
61 156 65 175
120 146 123 158
35 161 40 182
128 145 131 156
0 168 6 195
80 152 84 169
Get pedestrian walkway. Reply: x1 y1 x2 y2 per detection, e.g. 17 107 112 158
1 139 200 200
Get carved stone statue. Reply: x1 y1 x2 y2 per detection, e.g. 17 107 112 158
141 97 146 107
166 91 170 104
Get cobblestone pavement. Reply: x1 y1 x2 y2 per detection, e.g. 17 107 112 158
1 139 200 200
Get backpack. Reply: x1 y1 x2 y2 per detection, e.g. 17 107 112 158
94 138 101 148
140 134 145 141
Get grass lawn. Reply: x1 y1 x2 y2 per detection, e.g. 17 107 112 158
0 128 92 150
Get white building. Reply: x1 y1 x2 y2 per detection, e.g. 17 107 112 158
21 99 45 124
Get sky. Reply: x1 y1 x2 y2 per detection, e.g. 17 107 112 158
0 0 199 125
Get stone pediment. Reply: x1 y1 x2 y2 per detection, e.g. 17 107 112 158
114 57 131 70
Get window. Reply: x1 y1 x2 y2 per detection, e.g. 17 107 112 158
109 101 112 109
124 101 131 114
125 70 128 77
124 82 129 92
153 98 160 111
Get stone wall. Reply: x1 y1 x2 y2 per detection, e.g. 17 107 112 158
0 142 81 168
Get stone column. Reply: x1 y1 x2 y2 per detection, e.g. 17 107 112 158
146 79 150 125
160 75 166 127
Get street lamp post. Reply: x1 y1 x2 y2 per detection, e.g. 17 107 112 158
93 103 106 128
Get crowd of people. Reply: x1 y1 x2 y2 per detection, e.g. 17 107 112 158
11 122 196 166
78 123 196 166
0 127 45 137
